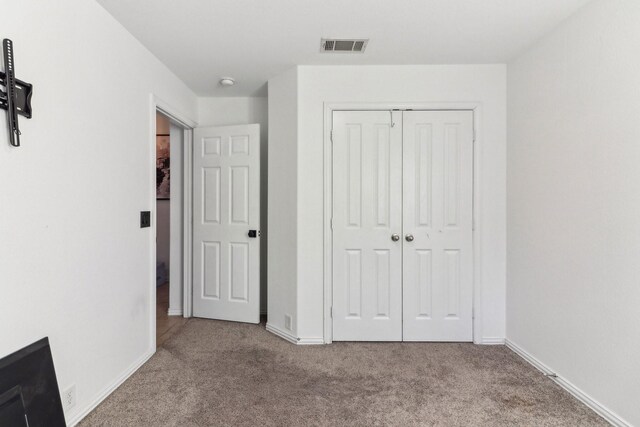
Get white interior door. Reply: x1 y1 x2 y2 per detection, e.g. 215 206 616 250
332 110 474 341
192 124 260 323
402 111 474 341
332 111 403 341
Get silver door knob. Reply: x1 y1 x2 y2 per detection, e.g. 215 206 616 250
391 234 400 242
405 234 414 242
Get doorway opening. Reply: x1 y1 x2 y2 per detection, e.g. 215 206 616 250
149 99 265 353
155 111 188 346
148 96 197 353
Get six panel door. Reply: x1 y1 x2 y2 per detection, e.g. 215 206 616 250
192 124 260 324
332 110 474 341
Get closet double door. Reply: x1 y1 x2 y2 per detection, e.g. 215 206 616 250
332 110 474 342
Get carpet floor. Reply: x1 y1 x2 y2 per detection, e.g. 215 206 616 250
80 319 606 426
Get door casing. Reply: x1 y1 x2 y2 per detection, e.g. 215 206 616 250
323 102 483 344
149 94 197 353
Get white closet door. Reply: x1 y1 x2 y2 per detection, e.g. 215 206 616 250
332 111 403 341
402 111 474 341
192 124 260 324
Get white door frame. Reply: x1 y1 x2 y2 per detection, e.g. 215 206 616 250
149 94 197 352
323 102 483 344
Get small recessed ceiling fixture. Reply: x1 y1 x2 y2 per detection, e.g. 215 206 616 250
321 38 368 53
219 77 235 86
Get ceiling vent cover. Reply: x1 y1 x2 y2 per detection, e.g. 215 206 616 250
321 39 368 53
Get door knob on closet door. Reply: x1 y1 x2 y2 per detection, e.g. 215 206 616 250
405 234 414 242
391 234 400 242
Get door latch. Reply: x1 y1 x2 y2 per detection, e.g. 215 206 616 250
248 230 260 238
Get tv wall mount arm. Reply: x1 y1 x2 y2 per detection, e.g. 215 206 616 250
0 39 33 147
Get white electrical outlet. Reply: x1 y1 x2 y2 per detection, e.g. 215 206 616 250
284 314 292 331
62 384 76 411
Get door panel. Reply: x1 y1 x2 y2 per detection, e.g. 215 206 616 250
402 111 473 341
193 124 260 323
332 111 403 341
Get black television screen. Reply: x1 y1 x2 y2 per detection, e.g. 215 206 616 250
0 338 66 427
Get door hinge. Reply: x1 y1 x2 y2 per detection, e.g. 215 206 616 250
330 129 334 143
473 127 476 142
330 217 334 230
330 307 333 318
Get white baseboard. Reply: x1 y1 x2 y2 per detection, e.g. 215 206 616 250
480 337 505 345
66 348 155 426
266 323 325 345
297 337 324 345
167 308 183 316
505 339 630 427
266 322 298 344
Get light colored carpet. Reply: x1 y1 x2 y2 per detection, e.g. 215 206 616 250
80 319 606 426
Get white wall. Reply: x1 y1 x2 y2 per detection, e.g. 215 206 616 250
267 69 299 335
197 97 268 313
0 0 197 425
198 97 267 130
268 65 507 342
507 1 640 425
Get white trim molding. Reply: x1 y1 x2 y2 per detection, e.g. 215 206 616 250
266 323 298 344
66 349 154 426
297 337 325 345
167 308 183 316
182 128 194 318
480 337 505 345
505 340 631 427
266 324 325 345
153 95 198 130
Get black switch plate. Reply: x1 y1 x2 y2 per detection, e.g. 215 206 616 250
140 211 151 228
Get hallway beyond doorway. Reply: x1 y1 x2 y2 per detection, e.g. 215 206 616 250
156 283 188 347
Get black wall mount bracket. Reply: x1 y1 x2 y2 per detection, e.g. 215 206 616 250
0 39 33 147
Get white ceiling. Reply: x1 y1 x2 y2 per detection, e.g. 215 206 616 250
96 0 590 97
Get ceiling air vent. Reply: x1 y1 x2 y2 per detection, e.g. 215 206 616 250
321 39 368 53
